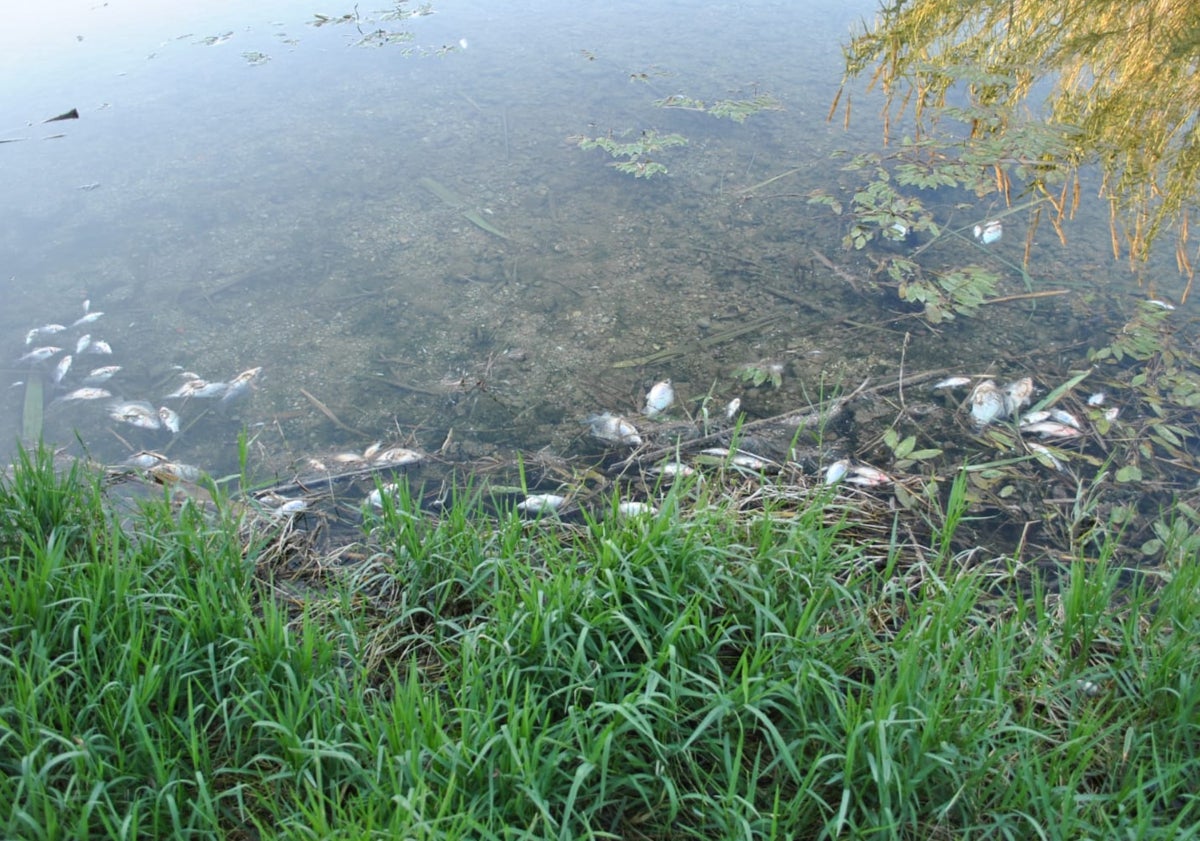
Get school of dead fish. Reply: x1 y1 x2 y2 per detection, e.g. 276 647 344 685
9 298 1137 524
13 298 263 488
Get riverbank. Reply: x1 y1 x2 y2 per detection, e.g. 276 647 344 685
2 445 1198 839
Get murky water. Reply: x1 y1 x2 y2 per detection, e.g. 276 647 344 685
1 0 1192 504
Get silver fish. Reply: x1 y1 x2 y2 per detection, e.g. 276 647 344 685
824 458 851 485
1003 377 1034 414
60 387 112 401
846 464 892 486
586 413 642 447
75 334 91 354
221 366 262 402
616 501 658 517
364 482 401 509
108 400 161 429
126 451 170 469
974 220 1002 244
517 493 567 514
970 380 1006 426
1021 421 1082 439
83 365 121 384
372 447 423 467
1026 442 1066 472
1048 409 1081 429
86 340 112 355
642 379 675 417
24 324 66 344
157 406 181 434
167 379 228 399
19 346 62 364
933 376 972 390
52 354 72 384
71 311 104 328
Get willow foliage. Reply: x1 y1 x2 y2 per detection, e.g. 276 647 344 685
838 0 1200 293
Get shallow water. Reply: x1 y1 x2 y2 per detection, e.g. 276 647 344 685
1 0 1191 498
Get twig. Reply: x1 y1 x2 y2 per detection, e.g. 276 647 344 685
811 248 864 294
981 289 1070 305
300 388 363 436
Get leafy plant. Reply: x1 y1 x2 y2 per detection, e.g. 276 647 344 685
654 92 783 123
572 130 688 178
733 359 784 389
883 426 943 470
897 264 1001 323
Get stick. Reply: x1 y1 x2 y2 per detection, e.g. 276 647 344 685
300 388 363 436
981 289 1070 305
811 248 864 294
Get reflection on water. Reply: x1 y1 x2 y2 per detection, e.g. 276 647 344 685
0 0 1191 500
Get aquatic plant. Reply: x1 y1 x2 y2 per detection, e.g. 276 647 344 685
572 129 688 178
653 92 783 123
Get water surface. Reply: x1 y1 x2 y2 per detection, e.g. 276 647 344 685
1 0 1185 494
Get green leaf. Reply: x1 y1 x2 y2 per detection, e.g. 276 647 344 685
1115 465 1142 483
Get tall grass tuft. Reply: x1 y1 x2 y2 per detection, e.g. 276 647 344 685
1 444 1198 839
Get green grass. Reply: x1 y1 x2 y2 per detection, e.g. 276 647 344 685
2 446 1198 839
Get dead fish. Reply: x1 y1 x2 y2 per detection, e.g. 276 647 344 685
167 379 228 399
157 406 181 434
24 324 66 344
19 346 62 364
86 339 112 355
616 501 658 517
845 464 892 486
59 387 112 401
970 380 1006 426
83 365 121 384
642 379 675 417
108 400 161 429
372 447 423 467
70 311 103 328
271 499 309 518
365 483 402 509
724 397 741 420
75 334 91 354
1003 377 1034 414
1026 442 1066 472
824 458 851 484
221 366 262 402
1021 421 1083 439
586 413 642 447
650 461 697 479
698 447 776 472
517 493 567 514
932 376 972 390
1048 409 1082 429
52 354 72 384
126 451 170 469
974 220 1002 244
